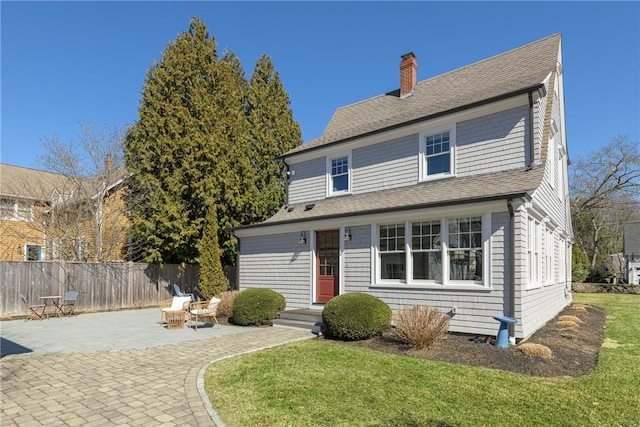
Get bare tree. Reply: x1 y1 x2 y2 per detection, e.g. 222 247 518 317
570 135 640 269
36 122 129 261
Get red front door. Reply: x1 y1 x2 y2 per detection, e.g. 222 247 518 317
316 230 339 303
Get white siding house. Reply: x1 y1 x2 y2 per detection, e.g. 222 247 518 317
234 34 572 341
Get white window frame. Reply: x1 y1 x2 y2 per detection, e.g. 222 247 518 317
25 244 42 261
419 124 456 181
1 198 33 222
527 216 542 289
326 151 352 196
373 213 490 288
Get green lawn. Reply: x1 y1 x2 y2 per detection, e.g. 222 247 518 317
204 294 639 426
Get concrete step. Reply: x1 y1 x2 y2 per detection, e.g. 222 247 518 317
274 309 323 334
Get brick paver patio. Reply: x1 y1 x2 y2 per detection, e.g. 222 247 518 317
1 327 312 426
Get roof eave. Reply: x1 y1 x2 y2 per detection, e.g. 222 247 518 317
234 191 532 232
281 84 545 160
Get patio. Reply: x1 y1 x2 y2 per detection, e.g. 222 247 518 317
0 309 313 426
1 307 247 356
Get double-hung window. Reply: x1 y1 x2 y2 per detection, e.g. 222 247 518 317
327 152 351 196
527 216 541 288
411 220 442 281
426 132 450 175
1 198 32 221
448 217 483 281
379 223 406 280
420 126 455 179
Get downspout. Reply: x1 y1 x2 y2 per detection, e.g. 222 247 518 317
527 92 535 169
507 199 516 340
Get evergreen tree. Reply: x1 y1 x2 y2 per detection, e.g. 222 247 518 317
125 18 234 265
246 54 303 222
198 204 227 299
125 17 302 268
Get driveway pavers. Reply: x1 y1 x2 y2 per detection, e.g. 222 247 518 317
1 310 313 426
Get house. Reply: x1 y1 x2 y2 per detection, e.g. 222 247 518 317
234 33 572 341
623 222 640 284
0 162 130 262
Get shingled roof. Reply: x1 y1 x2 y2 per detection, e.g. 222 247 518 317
0 163 129 203
285 33 560 157
237 165 544 229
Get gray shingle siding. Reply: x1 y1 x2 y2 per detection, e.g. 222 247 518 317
238 233 311 308
456 106 529 175
352 134 418 193
287 158 325 205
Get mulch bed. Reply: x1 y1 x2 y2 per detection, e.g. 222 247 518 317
342 303 606 377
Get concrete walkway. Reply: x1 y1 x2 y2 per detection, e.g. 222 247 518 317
0 309 314 426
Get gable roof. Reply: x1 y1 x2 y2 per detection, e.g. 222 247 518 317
285 33 560 157
0 163 71 201
237 165 544 229
0 163 129 204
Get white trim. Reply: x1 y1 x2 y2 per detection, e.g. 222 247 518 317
419 124 456 181
326 151 352 197
371 212 491 288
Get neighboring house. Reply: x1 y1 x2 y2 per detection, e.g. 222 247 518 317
0 162 130 262
234 33 572 340
623 222 640 284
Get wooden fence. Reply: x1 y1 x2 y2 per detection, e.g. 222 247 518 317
1 261 200 318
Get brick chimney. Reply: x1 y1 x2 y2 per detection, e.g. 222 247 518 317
104 155 113 171
400 52 417 97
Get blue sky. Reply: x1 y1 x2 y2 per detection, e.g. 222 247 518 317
1 1 639 170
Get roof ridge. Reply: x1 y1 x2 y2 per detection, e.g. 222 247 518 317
414 33 561 88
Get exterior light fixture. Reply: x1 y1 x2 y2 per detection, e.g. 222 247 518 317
344 227 352 242
298 231 307 245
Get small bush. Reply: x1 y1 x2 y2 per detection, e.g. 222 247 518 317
216 290 239 318
569 305 588 319
556 320 580 329
387 305 450 349
232 288 286 326
518 343 553 359
322 293 391 341
558 315 583 324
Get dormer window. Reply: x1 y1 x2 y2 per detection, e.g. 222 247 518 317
326 151 352 196
420 125 455 180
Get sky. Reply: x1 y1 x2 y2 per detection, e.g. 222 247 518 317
1 1 639 170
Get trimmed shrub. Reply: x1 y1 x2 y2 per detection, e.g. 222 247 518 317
387 305 450 349
556 320 580 329
322 293 391 341
216 290 239 318
232 288 285 326
558 315 583 324
518 343 553 359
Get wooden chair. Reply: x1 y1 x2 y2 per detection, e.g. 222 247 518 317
20 294 48 321
60 291 79 315
188 296 221 330
160 296 192 329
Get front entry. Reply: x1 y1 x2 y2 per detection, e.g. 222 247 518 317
316 230 339 303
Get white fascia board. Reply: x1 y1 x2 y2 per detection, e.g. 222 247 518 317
285 95 531 165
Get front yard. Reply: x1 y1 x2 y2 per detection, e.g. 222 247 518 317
204 293 639 426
